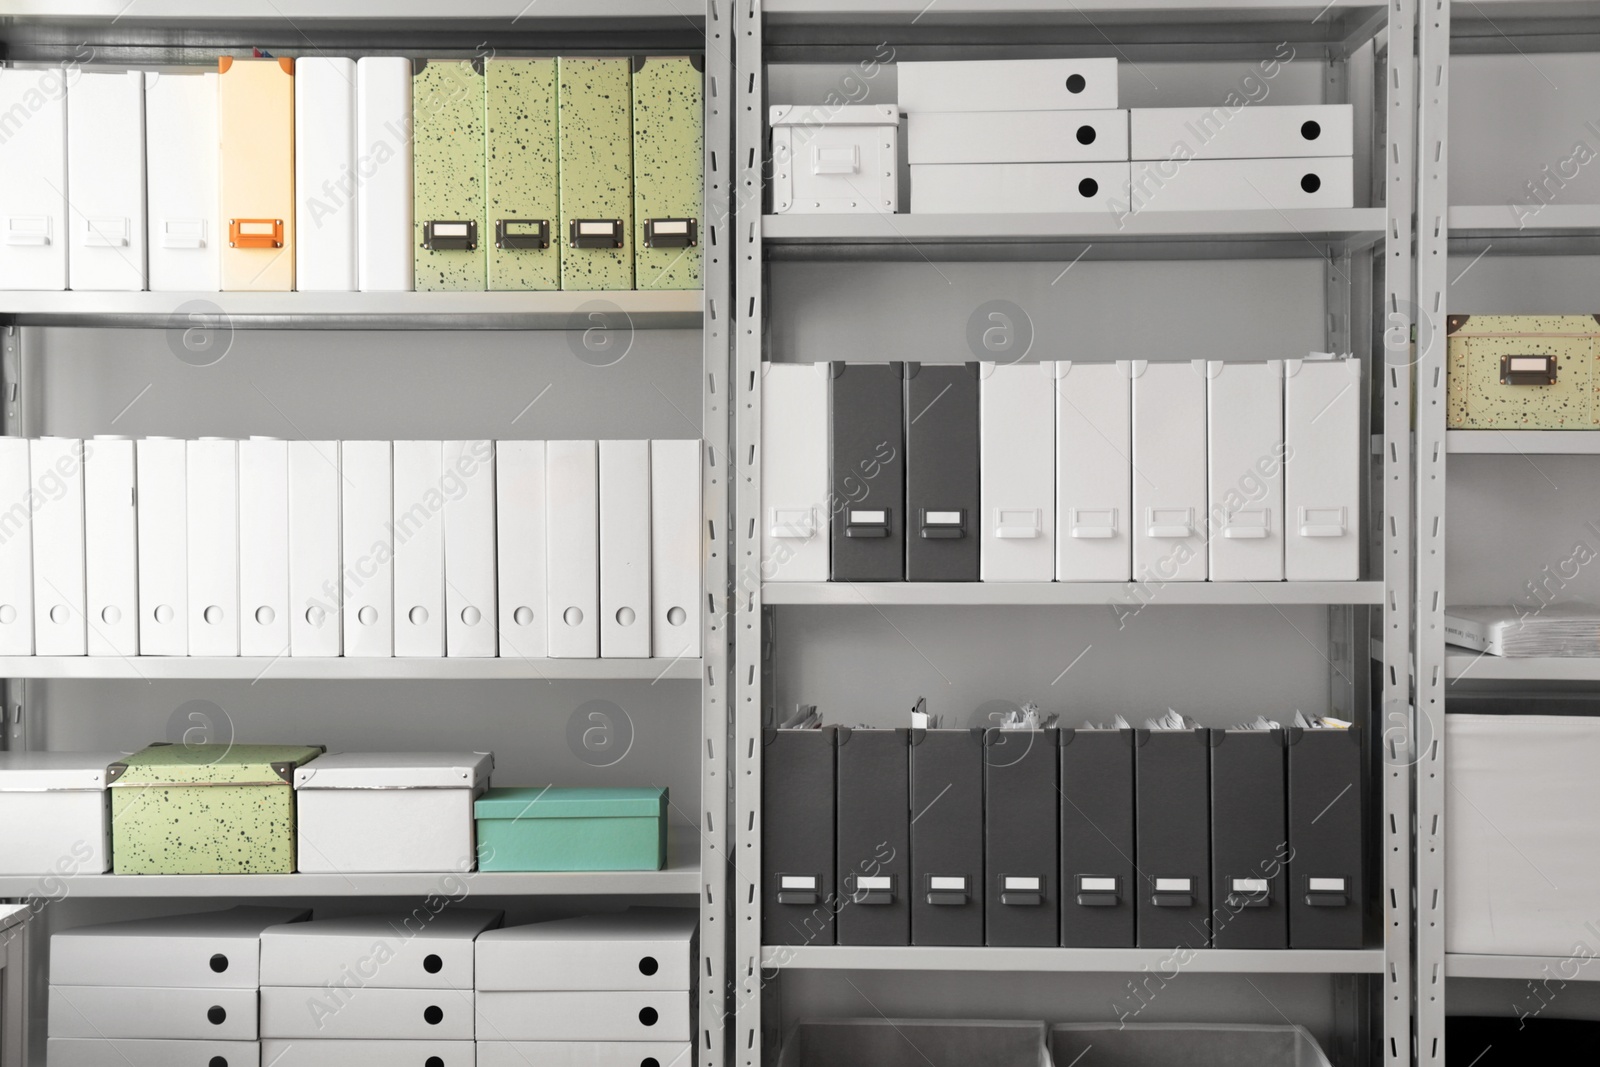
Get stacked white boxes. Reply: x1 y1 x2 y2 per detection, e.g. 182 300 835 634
1129 105 1355 211
47 906 309 1067
0 438 703 660
259 911 501 1067
901 58 1130 214
474 909 697 1065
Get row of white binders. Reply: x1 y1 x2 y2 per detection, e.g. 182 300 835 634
0 438 702 659
48 906 696 1067
772 57 1356 214
761 358 1361 584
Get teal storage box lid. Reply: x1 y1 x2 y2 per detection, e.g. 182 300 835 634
475 786 666 819
475 787 667 872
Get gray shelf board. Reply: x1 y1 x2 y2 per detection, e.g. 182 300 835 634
0 289 703 331
763 581 1384 606
1444 651 1600 682
0 0 692 19
762 210 1385 262
1448 204 1600 249
0 656 701 681
763 945 1385 974
0 839 701 898
1447 430 1600 455
1447 953 1600 981
1453 4 1600 54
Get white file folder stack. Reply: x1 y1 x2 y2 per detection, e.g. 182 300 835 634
0 437 703 661
901 58 1131 214
1129 105 1355 211
46 906 308 1067
260 912 500 1067
474 909 697 1067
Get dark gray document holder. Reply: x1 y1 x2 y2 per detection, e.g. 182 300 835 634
1059 728 1136 948
910 727 985 946
904 362 979 582
1209 728 1289 949
763 726 838 946
829 362 905 582
835 727 911 946
1134 727 1212 948
984 727 1058 947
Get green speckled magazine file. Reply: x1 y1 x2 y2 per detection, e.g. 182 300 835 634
474 786 667 871
1446 314 1600 428
109 743 324 874
558 57 634 291
486 57 560 291
413 59 486 291
632 56 703 291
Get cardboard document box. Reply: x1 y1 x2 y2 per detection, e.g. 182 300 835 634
909 110 1129 164
1128 156 1354 211
761 362 830 582
547 440 600 658
1284 356 1361 581
0 751 124 874
49 986 259 1040
260 909 503 989
1289 723 1364 949
340 440 394 657
762 726 838 947
909 729 984 947
413 60 486 291
1130 104 1353 161
259 985 475 1040
1134 727 1212 948
30 437 87 656
0 67 67 289
1058 729 1135 948
110 744 324 875
136 438 187 656
83 437 138 657
218 57 295 291
356 57 414 291
1209 728 1288 950
47 1038 259 1067
494 439 546 658
1206 361 1285 582
474 909 697 991
898 58 1118 112
1445 314 1599 429
294 57 358 291
50 906 309 987
288 441 341 656
771 105 898 215
1131 361 1208 582
260 1041 470 1067
905 363 980 582
835 728 911 946
476 1043 692 1067
486 57 560 291
66 70 146 291
599 439 651 658
558 57 635 289
633 55 703 290
293 752 493 874
912 162 1130 213
984 728 1059 947
830 363 905 582
980 362 1055 582
650 439 701 659
474 991 689 1043
145 70 220 291
443 440 497 657
475 787 667 872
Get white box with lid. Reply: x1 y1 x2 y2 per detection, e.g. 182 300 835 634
47 1037 260 1067
475 909 697 991
0 752 125 874
293 752 493 873
770 105 898 215
259 910 502 990
898 58 1118 113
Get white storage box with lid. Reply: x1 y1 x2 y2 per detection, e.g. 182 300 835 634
260 910 502 989
475 908 697 991
0 752 126 875
293 752 492 873
46 1038 260 1067
1448 712 1600 956
770 105 898 214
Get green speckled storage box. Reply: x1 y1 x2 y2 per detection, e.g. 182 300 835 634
109 743 324 874
474 786 667 871
1447 314 1600 428
413 59 486 291
632 56 703 291
558 57 635 291
486 57 560 291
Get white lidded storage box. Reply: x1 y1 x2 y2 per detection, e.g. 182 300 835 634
0 752 126 875
1448 712 1600 956
898 58 1117 113
1130 104 1353 161
50 907 310 989
261 1040 471 1067
771 105 898 214
1128 156 1353 211
477 1043 693 1067
475 908 697 991
293 752 493 873
47 1038 260 1067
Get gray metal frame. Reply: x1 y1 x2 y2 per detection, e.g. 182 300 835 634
733 3 1415 1065
0 5 734 1065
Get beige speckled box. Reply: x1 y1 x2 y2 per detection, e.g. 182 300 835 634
109 743 324 874
413 59 486 292
1447 314 1600 428
486 57 560 291
558 57 634 291
632 55 703 291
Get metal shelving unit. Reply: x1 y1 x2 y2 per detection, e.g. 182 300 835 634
736 1 1414 1064
1414 3 1600 1062
0 5 733 1067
